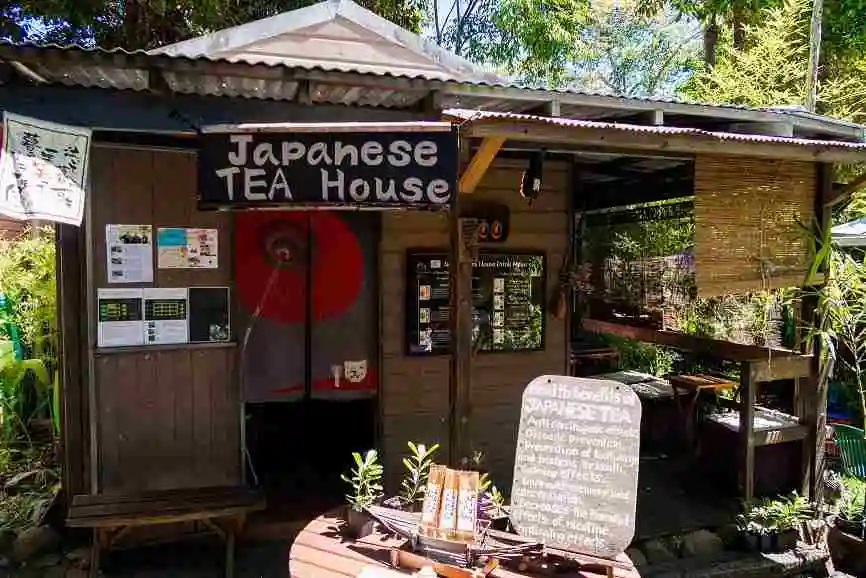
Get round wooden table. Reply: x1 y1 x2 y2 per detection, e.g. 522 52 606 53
289 511 640 578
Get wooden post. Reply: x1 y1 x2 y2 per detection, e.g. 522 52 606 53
804 163 833 504
448 206 473 466
448 136 503 465
57 223 87 495
739 361 756 501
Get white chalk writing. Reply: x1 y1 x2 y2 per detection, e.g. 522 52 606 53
510 375 641 559
213 135 452 205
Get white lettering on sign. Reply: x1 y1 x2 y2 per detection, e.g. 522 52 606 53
510 375 641 559
213 135 452 206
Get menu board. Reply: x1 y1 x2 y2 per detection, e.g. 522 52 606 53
510 375 641 559
405 250 545 356
406 253 451 355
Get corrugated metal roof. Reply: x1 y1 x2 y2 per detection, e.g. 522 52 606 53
444 108 866 162
445 108 866 148
148 0 506 85
0 41 863 141
0 41 814 109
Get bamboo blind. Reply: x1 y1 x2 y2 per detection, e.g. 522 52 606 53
693 155 816 297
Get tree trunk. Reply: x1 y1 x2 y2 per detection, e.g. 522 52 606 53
732 10 746 50
806 0 824 112
703 20 719 69
122 0 147 50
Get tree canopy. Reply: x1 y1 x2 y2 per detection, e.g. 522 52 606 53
1 0 428 50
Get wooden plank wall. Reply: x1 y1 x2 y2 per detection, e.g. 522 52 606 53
89 145 240 494
0 216 26 239
379 158 570 493
380 210 451 490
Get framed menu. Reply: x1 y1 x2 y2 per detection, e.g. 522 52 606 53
406 252 452 356
405 250 546 356
474 252 546 353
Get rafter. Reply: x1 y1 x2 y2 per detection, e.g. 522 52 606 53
459 137 505 194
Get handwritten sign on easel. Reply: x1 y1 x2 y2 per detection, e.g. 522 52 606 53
509 375 642 559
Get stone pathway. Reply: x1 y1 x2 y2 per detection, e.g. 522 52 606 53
4 539 290 578
636 455 737 539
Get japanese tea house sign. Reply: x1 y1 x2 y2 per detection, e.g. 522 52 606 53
198 122 459 210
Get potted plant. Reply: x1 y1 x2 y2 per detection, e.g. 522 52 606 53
767 493 810 551
835 476 865 537
387 441 439 512
340 449 383 539
737 500 774 552
737 493 810 553
480 485 511 531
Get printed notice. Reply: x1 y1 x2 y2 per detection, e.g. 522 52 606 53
143 288 189 345
157 227 219 269
106 224 153 283
97 288 144 347
510 375 642 559
0 112 91 226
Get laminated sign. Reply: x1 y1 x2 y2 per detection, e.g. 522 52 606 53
0 113 91 226
510 375 642 559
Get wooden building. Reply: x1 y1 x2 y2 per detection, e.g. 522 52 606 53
1 0 865 539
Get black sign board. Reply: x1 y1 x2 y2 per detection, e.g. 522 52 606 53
188 287 231 343
405 250 545 356
510 375 641 559
198 127 459 209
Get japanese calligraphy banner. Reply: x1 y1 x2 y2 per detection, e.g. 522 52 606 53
0 112 91 226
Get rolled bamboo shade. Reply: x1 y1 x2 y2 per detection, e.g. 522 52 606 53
693 155 816 296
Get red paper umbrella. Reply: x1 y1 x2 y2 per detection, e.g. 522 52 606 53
235 211 364 325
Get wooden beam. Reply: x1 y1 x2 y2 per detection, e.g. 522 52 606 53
458 137 505 194
825 171 866 207
750 355 812 382
581 318 805 362
581 180 693 211
755 424 808 447
464 121 866 164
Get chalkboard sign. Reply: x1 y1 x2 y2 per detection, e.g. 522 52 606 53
510 375 641 559
198 126 458 209
188 287 231 343
405 250 545 356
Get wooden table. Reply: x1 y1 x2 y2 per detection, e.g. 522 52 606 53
289 512 641 578
581 318 816 501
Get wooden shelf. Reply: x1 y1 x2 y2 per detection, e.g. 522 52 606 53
581 318 811 382
707 408 808 447
95 342 238 355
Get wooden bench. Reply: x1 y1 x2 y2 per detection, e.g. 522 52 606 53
67 486 266 578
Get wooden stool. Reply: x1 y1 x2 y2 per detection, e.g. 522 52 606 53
669 374 737 452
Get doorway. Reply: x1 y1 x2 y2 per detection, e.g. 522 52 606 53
235 210 379 519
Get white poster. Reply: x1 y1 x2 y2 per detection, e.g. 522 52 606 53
157 227 219 269
0 112 91 226
106 224 153 283
143 288 189 345
97 288 144 348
